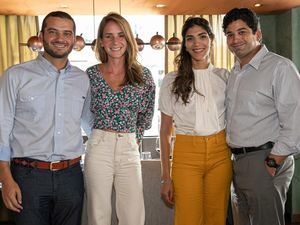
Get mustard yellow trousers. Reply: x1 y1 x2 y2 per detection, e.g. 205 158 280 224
172 130 232 225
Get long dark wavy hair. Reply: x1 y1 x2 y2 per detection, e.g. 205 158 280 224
172 17 214 104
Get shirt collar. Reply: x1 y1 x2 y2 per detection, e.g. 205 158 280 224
233 45 269 71
37 52 72 76
192 63 214 73
248 45 269 70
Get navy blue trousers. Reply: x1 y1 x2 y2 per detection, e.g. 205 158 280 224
11 163 84 225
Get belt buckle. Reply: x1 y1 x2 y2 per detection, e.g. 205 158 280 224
50 161 61 171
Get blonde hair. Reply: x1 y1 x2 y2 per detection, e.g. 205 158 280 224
95 12 143 85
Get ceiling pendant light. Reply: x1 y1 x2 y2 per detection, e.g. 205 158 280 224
150 32 165 50
167 33 181 51
166 16 181 51
135 34 144 52
27 35 43 52
73 34 86 51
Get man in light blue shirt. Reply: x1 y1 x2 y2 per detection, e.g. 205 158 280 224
0 11 92 225
223 8 300 225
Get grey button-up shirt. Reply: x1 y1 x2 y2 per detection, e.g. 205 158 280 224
0 53 93 161
226 45 300 156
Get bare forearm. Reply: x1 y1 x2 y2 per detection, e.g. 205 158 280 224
160 135 172 180
160 112 173 181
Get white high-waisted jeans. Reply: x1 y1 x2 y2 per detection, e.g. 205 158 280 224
84 129 145 225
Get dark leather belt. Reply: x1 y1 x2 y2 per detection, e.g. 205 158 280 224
231 142 274 155
12 157 81 171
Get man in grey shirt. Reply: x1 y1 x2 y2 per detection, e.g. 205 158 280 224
223 8 300 225
0 11 92 225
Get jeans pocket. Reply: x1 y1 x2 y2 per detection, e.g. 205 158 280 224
11 165 34 178
86 130 103 149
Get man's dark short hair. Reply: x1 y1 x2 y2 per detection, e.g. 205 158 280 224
222 8 260 34
41 11 76 34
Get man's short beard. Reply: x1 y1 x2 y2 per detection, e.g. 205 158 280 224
43 42 73 59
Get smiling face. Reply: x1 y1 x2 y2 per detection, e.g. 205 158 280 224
225 19 262 66
100 20 128 61
40 16 75 61
184 25 212 69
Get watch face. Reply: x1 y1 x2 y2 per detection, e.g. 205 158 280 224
267 159 276 167
266 157 279 168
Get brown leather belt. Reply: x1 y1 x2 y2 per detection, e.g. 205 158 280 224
231 142 274 155
12 157 81 171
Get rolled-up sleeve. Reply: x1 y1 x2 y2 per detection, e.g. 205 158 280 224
272 61 300 156
0 70 17 161
81 87 94 137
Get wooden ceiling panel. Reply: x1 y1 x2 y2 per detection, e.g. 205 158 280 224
0 0 299 15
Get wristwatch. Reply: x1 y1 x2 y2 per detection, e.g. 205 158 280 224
265 156 280 169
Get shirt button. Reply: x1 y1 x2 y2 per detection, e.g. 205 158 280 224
57 131 61 135
58 113 62 116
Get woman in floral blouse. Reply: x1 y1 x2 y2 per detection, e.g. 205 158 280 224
84 12 155 225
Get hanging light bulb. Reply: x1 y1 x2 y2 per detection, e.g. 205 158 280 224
27 35 43 52
150 32 165 50
167 33 181 51
73 34 86 51
135 34 144 52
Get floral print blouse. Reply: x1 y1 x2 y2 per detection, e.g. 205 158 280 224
87 64 155 141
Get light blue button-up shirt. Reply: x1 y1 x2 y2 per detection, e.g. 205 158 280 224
226 45 300 156
0 53 93 162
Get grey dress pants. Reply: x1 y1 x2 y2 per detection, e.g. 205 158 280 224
231 149 294 225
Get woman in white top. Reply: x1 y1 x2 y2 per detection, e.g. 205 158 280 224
159 17 232 225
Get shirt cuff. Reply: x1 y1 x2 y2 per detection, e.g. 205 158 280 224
0 146 11 161
271 142 299 156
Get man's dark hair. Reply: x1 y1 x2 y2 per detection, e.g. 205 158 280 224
41 11 76 33
222 8 260 34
